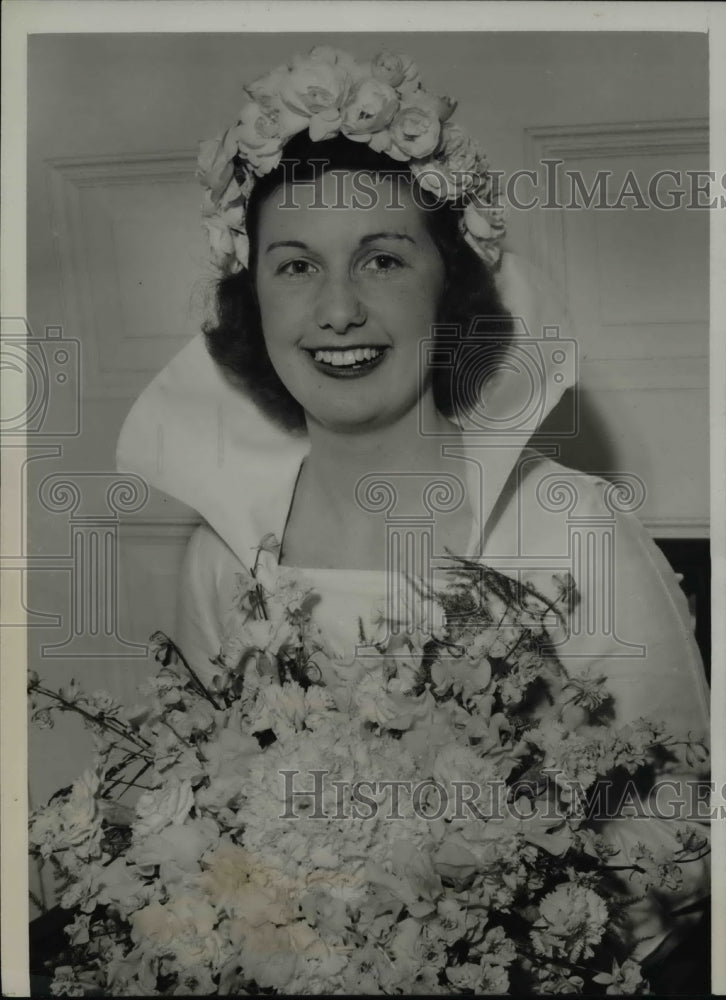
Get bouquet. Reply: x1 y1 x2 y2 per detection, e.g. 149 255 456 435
29 535 710 995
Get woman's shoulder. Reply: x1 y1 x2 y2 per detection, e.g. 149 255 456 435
182 520 252 591
489 447 691 625
177 520 253 671
513 447 613 512
511 447 670 562
486 447 622 554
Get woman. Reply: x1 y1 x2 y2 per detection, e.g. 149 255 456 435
118 47 709 992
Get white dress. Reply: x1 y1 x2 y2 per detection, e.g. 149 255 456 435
117 255 710 968
173 448 709 965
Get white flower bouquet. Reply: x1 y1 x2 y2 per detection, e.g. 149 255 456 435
29 536 710 995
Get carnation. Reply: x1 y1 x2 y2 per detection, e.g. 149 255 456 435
531 883 609 962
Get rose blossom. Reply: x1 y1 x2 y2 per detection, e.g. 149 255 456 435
341 78 399 140
246 63 288 109
412 122 488 200
463 195 507 248
134 775 194 837
371 51 421 93
279 55 350 141
95 856 156 918
53 770 103 856
230 99 285 176
387 91 444 160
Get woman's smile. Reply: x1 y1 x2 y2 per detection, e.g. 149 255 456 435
304 345 390 377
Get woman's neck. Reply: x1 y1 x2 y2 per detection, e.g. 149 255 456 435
280 393 477 569
303 395 463 510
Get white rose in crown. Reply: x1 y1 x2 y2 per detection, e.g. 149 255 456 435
464 189 507 239
342 78 399 140
370 50 422 93
388 90 453 161
280 54 351 141
230 100 285 175
412 122 489 201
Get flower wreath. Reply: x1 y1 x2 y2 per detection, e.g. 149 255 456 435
196 46 506 273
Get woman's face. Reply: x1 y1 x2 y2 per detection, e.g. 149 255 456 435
254 170 445 432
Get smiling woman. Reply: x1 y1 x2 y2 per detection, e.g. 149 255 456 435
200 130 515 571
34 42 710 997
204 133 511 436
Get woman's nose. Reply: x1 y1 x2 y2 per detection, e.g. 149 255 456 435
314 274 366 334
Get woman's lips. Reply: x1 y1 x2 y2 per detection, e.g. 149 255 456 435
304 346 389 379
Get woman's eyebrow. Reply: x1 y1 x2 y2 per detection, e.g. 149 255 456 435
265 239 310 254
265 233 416 254
359 232 415 247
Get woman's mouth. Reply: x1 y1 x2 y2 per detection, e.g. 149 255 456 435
304 346 388 378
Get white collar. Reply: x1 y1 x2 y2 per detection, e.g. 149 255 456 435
117 253 576 567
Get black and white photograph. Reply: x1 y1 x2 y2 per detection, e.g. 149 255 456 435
1 2 724 996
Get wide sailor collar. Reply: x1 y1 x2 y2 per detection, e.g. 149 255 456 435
117 254 576 568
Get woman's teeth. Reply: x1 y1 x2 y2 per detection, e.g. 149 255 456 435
312 347 384 367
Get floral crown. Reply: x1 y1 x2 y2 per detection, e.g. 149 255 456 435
196 46 506 274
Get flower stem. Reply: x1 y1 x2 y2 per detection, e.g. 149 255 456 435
30 683 151 748
154 635 221 711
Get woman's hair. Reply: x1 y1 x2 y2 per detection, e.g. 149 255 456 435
204 133 513 432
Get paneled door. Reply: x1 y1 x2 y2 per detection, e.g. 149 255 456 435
526 121 709 539
25 150 207 909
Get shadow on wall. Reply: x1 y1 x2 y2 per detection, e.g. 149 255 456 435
532 387 618 473
533 387 711 680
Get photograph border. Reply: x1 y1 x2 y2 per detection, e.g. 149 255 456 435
2 2 725 996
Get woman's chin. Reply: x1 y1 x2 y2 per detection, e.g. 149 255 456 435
305 405 397 434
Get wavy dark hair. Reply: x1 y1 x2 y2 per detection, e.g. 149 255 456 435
204 133 513 432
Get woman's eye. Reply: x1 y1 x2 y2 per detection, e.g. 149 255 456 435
363 253 403 274
278 259 317 277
